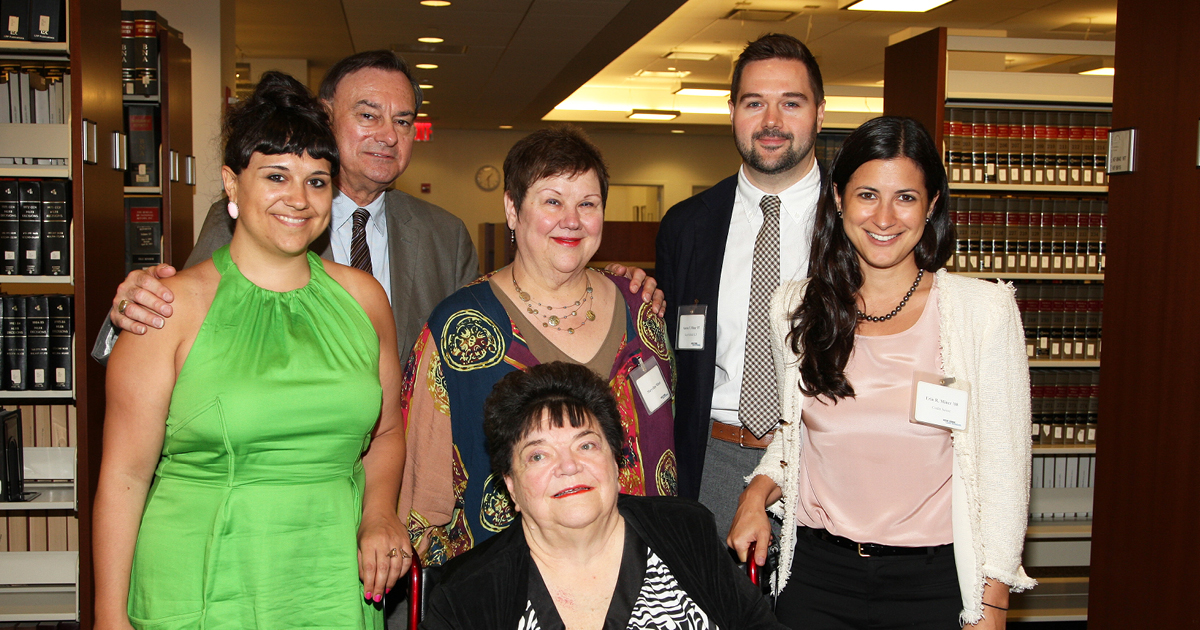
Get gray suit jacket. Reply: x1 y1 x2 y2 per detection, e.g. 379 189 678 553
93 189 479 363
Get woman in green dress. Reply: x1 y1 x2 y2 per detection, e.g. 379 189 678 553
92 71 410 630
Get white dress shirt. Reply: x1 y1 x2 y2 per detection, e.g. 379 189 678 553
710 162 821 427
330 190 392 303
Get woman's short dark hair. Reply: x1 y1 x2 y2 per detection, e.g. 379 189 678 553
484 362 624 480
318 49 423 112
503 125 610 212
222 71 339 177
731 33 824 103
791 115 954 400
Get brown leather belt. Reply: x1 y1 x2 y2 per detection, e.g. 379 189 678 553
711 421 775 449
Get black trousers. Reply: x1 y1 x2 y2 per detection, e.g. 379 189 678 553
774 527 962 630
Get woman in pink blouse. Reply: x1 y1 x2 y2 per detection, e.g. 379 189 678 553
728 117 1034 630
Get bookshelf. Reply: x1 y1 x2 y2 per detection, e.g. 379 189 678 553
885 29 1113 622
0 0 127 626
121 10 193 274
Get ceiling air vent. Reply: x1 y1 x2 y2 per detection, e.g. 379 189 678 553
722 9 796 22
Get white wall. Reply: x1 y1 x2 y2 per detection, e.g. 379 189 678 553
244 57 309 85
122 0 236 242
393 128 743 254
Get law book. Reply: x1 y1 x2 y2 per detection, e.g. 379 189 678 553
1032 111 1049 185
47 295 69 391
996 111 1013 184
24 295 46 390
1015 284 1036 359
15 67 28 124
1057 112 1073 186
970 110 986 183
1034 284 1052 360
1043 116 1060 186
0 180 18 275
983 110 998 184
1080 112 1097 185
3 295 27 390
1068 112 1085 186
28 0 60 42
965 197 982 271
40 179 68 276
941 114 954 180
948 109 966 183
1019 111 1036 185
0 70 9 126
7 67 20 125
120 11 135 95
1094 113 1111 186
133 11 159 96
0 0 29 40
125 104 159 187
17 179 40 274
124 196 162 273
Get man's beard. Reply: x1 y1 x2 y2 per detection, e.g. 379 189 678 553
737 127 815 176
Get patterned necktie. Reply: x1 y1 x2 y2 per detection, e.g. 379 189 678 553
350 208 373 275
740 195 782 439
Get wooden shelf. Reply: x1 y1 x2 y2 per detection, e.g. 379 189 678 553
954 272 1103 281
0 390 75 401
1029 360 1100 368
1027 518 1093 539
0 482 74 511
0 164 70 178
0 275 73 285
1009 576 1089 622
0 40 69 55
0 588 76 622
950 183 1108 194
1033 444 1096 455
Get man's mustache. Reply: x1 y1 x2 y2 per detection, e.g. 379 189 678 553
754 129 793 141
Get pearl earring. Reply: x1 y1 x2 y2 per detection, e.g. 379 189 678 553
227 201 239 219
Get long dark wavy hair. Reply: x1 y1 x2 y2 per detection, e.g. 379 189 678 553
790 116 954 401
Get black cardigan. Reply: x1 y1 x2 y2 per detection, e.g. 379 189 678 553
420 495 785 630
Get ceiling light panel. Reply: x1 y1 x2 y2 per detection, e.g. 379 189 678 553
416 63 439 69
628 109 681 121
840 0 954 11
664 52 717 62
417 37 444 44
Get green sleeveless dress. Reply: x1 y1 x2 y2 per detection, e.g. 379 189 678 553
127 246 383 630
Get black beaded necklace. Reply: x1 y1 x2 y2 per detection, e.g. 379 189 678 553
857 269 924 323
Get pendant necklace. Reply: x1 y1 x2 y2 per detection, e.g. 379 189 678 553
512 268 596 334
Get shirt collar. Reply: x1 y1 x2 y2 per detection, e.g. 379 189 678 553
332 188 387 232
735 160 822 224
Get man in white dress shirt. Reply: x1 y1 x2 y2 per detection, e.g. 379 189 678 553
656 33 827 536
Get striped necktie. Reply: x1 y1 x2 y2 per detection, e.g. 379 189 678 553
350 208 373 275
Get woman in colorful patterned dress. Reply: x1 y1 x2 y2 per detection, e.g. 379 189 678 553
400 125 676 567
93 72 410 630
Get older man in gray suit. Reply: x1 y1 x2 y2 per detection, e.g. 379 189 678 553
99 50 658 363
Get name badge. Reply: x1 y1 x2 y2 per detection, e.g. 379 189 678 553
910 371 969 431
677 304 707 351
631 355 671 414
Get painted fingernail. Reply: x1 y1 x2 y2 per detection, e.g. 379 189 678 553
365 591 372 600
374 594 382 603
153 318 164 328
385 588 391 595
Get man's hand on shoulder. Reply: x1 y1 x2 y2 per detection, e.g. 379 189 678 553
110 264 178 334
604 263 666 317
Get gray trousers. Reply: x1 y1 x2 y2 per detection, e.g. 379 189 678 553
697 421 774 540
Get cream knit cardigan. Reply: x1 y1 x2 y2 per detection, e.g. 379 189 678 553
750 269 1036 625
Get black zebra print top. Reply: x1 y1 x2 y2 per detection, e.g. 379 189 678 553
520 523 717 630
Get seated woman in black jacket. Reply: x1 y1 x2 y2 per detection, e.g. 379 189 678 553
421 361 784 630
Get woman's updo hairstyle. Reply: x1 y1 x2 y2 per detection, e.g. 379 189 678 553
222 70 339 177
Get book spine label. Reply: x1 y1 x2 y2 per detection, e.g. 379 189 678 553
25 295 47 390
0 179 18 274
40 179 69 276
18 179 41 275
3 295 27 390
47 295 70 390
126 105 159 187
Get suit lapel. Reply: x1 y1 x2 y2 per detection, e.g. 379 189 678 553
383 190 417 332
